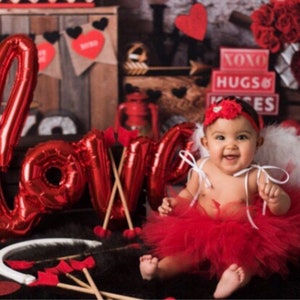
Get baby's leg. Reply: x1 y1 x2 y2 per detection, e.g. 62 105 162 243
213 264 252 299
140 254 195 280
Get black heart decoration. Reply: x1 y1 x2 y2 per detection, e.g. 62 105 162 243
92 18 109 31
146 89 162 101
124 83 139 94
43 31 60 44
66 26 82 39
28 34 36 42
194 76 210 87
172 87 187 98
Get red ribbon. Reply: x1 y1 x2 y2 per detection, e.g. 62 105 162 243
69 256 95 270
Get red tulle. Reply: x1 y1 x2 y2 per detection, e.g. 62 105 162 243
141 189 300 279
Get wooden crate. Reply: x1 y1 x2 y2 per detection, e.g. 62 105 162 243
0 7 118 132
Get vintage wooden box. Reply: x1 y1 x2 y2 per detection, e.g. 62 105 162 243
0 6 118 133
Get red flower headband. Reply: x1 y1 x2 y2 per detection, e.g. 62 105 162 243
203 99 259 132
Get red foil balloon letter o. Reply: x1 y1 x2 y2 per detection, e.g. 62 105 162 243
20 140 86 210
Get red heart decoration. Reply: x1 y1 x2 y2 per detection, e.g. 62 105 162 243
175 3 207 41
37 42 56 71
72 30 105 60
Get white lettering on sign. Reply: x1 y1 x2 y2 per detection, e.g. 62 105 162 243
38 50 47 63
220 48 269 72
212 71 275 93
80 40 98 50
206 93 279 115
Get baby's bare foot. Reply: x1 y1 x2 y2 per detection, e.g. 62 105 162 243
213 264 251 299
139 255 159 280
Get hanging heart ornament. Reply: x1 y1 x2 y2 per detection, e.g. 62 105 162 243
175 3 207 41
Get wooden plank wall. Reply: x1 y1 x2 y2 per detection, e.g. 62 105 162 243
0 7 118 133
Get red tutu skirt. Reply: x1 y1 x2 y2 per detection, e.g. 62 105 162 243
142 188 300 279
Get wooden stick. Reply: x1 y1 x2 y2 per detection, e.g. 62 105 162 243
57 282 143 300
100 290 143 300
65 272 91 289
82 267 103 300
102 148 126 230
56 282 94 295
108 149 134 230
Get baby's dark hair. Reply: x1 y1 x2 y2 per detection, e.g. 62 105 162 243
203 96 261 130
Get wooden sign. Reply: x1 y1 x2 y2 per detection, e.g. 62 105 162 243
207 92 279 115
211 70 275 93
220 47 269 72
207 47 279 115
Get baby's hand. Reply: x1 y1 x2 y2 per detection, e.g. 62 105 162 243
258 182 281 205
158 197 175 216
258 181 291 215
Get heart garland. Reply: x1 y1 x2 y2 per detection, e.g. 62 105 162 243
71 30 105 60
9 17 116 78
92 17 108 31
66 26 83 39
37 42 56 71
64 18 117 75
43 31 60 44
35 33 62 78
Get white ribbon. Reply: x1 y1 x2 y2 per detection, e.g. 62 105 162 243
179 150 211 206
234 165 290 229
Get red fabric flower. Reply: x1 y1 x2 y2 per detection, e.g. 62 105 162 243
251 0 300 53
204 100 242 127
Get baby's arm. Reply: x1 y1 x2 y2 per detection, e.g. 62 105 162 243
158 164 200 216
158 188 194 216
258 181 291 215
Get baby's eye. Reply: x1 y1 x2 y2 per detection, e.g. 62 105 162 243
237 134 248 140
215 135 225 140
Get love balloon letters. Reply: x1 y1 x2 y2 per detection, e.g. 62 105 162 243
0 34 197 238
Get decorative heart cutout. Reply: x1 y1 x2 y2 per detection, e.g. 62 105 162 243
213 106 222 113
29 33 36 42
92 17 109 31
43 31 60 44
174 3 207 41
194 76 210 87
66 26 82 39
172 87 187 98
146 89 162 101
72 30 105 60
125 83 139 94
37 42 56 71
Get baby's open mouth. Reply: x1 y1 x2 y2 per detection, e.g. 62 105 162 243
224 155 239 160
